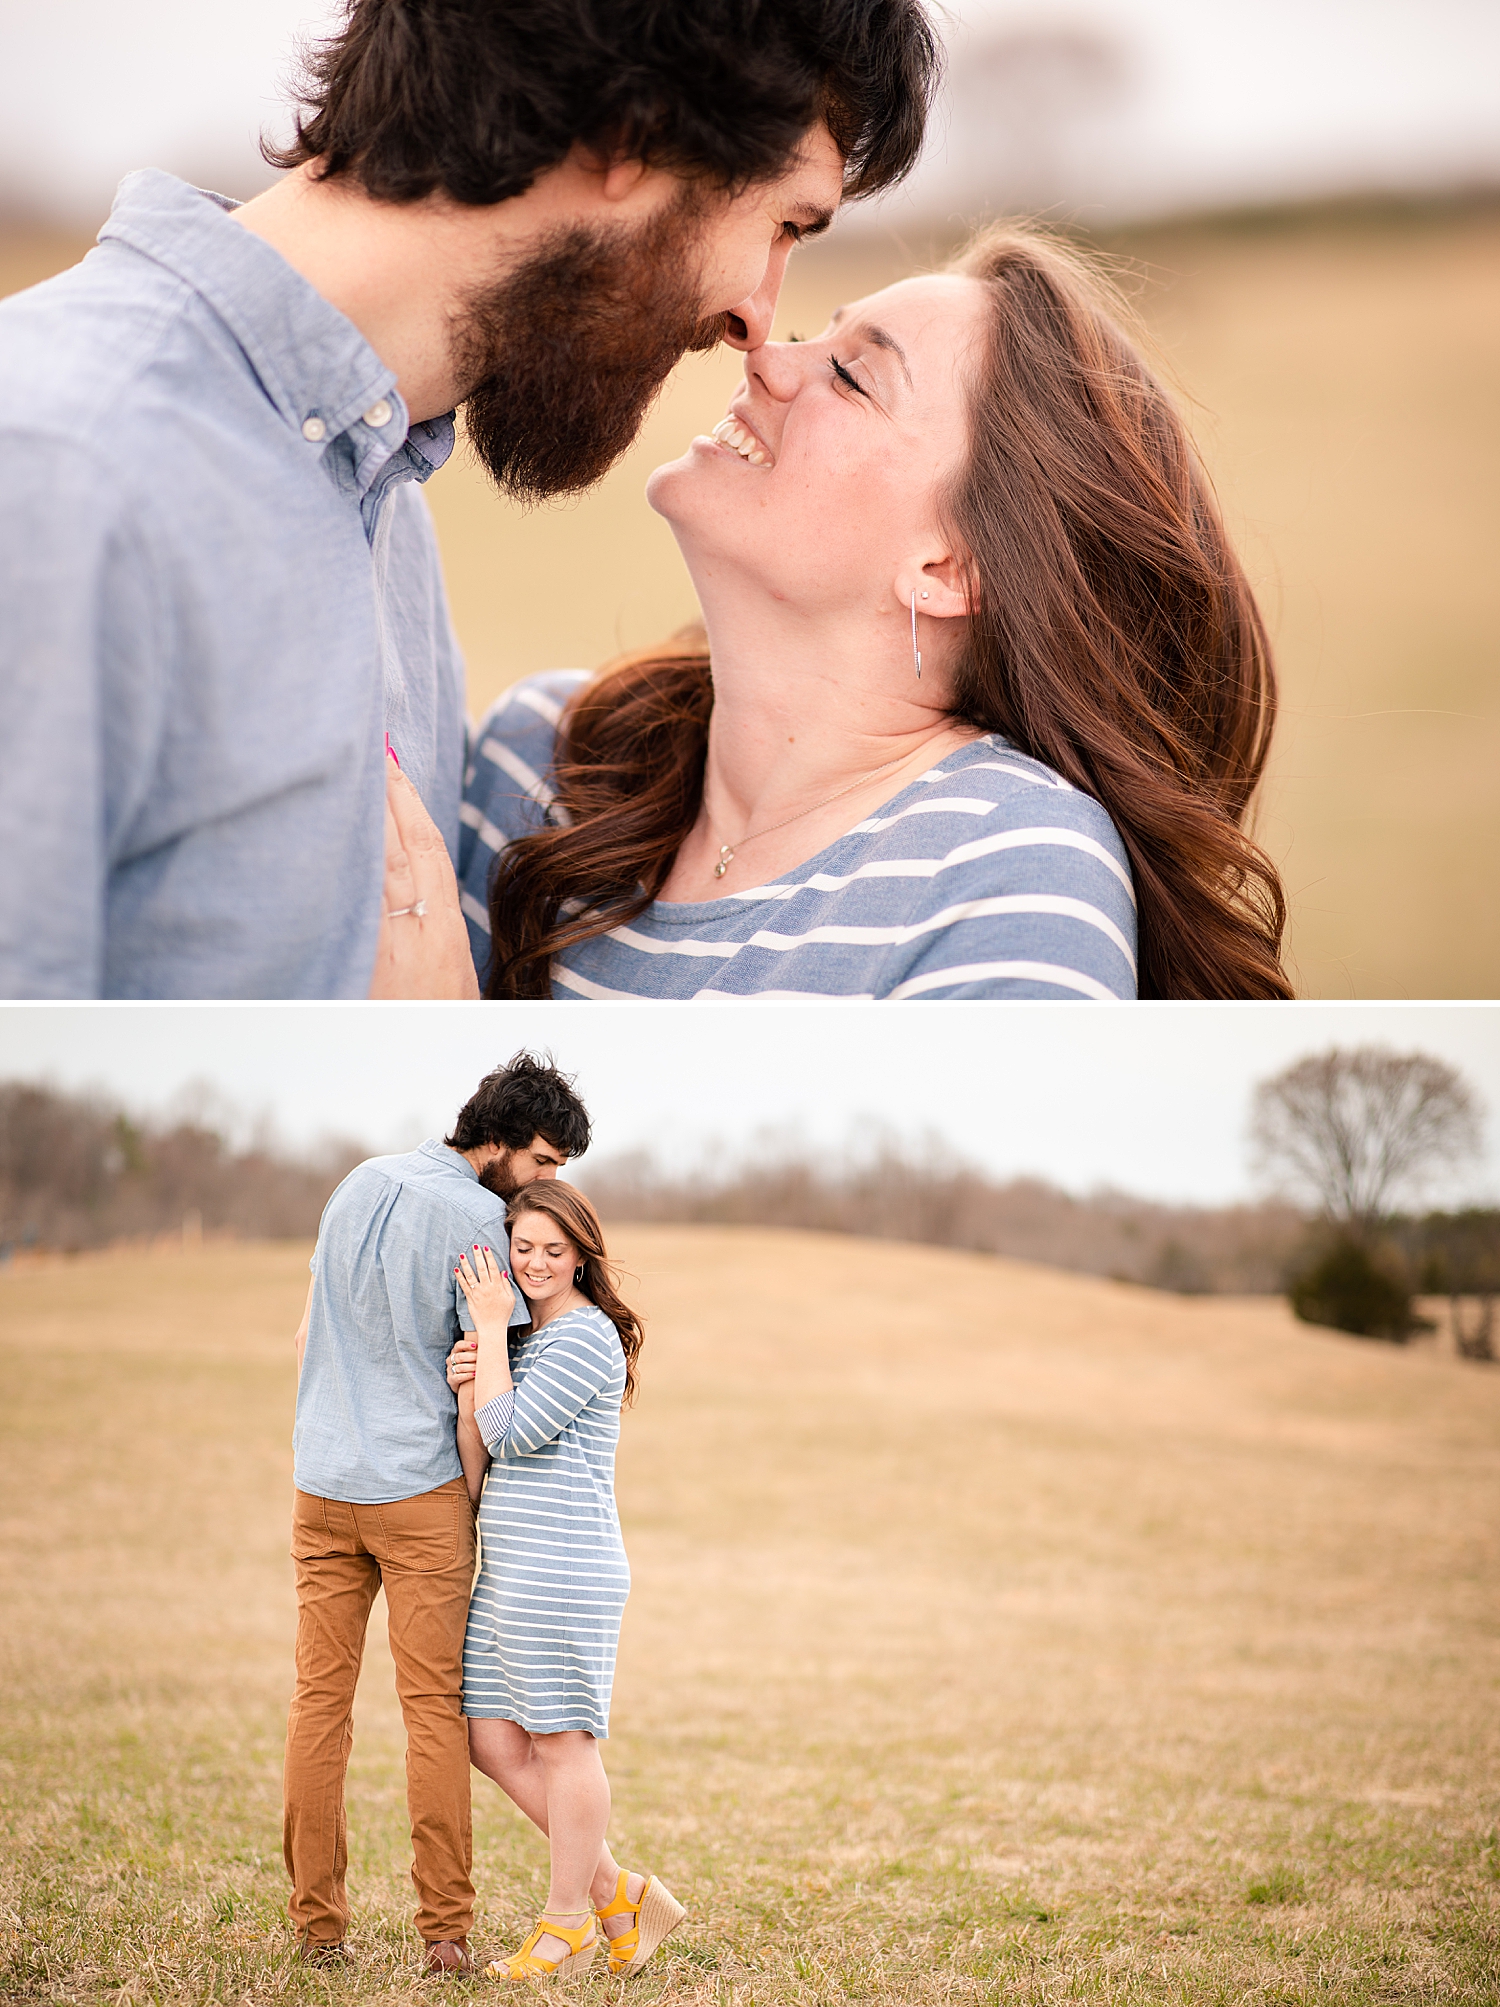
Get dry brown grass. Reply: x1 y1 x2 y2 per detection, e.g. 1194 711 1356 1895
3 208 1496 995
2 1227 1498 2005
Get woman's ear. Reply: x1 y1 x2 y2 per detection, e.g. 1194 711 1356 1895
895 554 971 623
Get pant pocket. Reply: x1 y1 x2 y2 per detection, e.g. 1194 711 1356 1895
373 1484 463 1572
290 1490 338 1561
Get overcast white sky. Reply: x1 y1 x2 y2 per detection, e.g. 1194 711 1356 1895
2 1004 1496 1209
1 0 1496 226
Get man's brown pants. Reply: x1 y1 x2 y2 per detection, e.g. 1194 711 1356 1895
283 1479 477 1947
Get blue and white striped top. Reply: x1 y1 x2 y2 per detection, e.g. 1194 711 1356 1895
459 671 1138 1000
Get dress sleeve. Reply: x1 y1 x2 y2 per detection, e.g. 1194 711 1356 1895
457 670 592 982
876 770 1139 1000
487 1315 620 1459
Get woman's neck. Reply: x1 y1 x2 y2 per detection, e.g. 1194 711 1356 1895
657 584 976 902
526 1288 586 1332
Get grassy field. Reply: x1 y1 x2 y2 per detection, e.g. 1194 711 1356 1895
2 1228 1497 2006
2 205 1496 997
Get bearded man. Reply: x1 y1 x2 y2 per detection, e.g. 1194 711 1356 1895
288 1050 592 1972
0 0 937 999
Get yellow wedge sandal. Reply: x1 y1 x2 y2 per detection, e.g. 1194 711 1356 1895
595 1871 687 1978
485 1914 598 1981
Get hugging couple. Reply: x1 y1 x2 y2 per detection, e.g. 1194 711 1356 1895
1 0 1293 1004
288 1052 666 1980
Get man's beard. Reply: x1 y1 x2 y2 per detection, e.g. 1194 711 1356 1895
477 1152 522 1201
455 191 728 504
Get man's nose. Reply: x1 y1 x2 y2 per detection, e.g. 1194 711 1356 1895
721 238 795 353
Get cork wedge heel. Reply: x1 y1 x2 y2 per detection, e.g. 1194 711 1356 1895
596 1872 687 1978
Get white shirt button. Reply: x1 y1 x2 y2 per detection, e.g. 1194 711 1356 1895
301 416 327 443
363 398 394 429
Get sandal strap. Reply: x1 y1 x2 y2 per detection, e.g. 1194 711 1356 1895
595 1871 642 1921
510 1916 598 1967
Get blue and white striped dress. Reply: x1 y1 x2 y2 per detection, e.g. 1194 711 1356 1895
458 671 1138 999
462 1304 629 1738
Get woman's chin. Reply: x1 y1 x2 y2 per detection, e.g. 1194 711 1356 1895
646 433 747 521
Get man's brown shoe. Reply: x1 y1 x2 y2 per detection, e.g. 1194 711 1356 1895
296 1940 350 1967
423 1938 472 1977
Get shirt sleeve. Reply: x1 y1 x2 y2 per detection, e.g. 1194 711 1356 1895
0 436 165 996
487 1316 619 1460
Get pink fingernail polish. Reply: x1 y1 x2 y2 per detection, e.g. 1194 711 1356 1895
385 733 400 769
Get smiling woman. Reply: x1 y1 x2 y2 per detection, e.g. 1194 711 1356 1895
455 222 1290 1001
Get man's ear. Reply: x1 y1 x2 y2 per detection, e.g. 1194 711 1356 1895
895 553 972 623
599 157 653 203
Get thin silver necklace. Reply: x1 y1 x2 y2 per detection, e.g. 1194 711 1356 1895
707 742 938 881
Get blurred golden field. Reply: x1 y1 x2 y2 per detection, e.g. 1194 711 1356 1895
3 205 1497 997
2 1228 1498 2005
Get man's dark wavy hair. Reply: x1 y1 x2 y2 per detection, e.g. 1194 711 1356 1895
445 1050 592 1157
263 0 939 205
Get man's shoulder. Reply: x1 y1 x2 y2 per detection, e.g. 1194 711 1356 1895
320 1146 505 1240
0 240 200 452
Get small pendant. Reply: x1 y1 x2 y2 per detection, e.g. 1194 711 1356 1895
713 845 734 879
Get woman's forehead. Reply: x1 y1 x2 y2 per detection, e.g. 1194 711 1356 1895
829 272 984 343
512 1213 569 1239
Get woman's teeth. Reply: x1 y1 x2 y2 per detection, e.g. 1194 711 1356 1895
711 416 773 467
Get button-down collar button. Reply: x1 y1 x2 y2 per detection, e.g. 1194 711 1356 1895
363 398 394 429
301 415 328 442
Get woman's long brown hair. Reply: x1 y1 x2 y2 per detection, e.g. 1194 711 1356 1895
505 1183 644 1404
486 222 1292 999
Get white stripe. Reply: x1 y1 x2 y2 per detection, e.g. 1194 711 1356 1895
481 669 589 732
724 825 1136 906
480 736 555 809
608 926 738 961
513 684 566 728
459 798 510 854
850 794 1002 831
936 757 1072 792
551 964 657 1000
461 890 491 935
602 894 1133 973
888 960 1121 1000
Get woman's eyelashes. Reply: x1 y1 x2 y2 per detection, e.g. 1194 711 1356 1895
829 354 869 398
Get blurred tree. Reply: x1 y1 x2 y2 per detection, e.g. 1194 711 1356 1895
1250 1048 1481 1237
1415 1208 1500 1362
1287 1236 1419 1343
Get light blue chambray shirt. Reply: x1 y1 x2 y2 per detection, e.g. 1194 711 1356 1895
0 170 468 998
296 1139 531 1505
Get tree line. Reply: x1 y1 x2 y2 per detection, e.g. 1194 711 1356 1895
2 1055 1494 1361
0 1081 364 1254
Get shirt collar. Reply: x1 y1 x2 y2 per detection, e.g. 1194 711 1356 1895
99 170 455 489
419 1138 480 1182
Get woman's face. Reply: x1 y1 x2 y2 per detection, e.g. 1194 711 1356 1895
646 274 987 616
508 1211 580 1307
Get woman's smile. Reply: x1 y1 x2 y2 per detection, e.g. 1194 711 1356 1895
708 412 774 467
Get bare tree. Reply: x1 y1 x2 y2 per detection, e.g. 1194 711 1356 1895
1250 1048 1482 1235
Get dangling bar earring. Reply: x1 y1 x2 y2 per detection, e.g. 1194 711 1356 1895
911 590 929 680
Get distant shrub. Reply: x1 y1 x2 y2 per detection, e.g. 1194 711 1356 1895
1288 1236 1415 1341
1246 1866 1306 1905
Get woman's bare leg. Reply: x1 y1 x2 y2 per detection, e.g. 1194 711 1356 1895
468 1721 643 1951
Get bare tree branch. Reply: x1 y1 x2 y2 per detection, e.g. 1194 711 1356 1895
1250 1047 1482 1232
